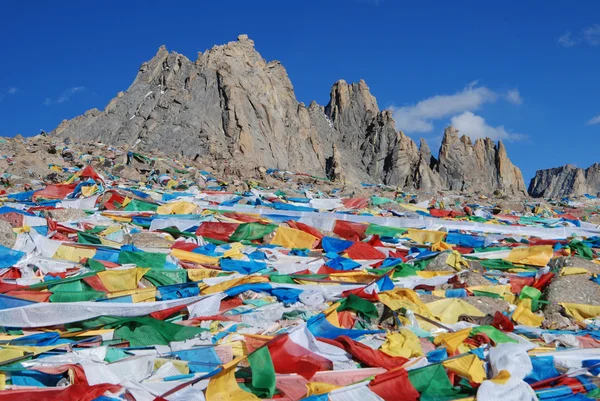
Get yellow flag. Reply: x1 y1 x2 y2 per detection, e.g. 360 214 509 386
505 245 553 267
417 271 455 278
157 201 198 215
172 248 220 265
53 245 97 262
379 289 434 318
97 268 149 292
306 382 341 396
512 302 544 327
0 348 24 363
559 267 589 276
490 369 511 384
560 302 600 322
381 329 423 358
101 213 132 223
446 251 468 270
406 229 447 244
154 358 189 374
432 241 453 251
205 366 260 401
326 309 341 328
106 287 157 300
187 269 219 281
81 185 98 197
434 328 472 353
271 226 318 249
442 354 486 383
203 276 268 295
426 298 485 324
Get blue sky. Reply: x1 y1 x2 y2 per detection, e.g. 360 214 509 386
1 0 599 182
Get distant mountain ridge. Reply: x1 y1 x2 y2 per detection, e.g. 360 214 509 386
529 164 600 198
52 34 527 195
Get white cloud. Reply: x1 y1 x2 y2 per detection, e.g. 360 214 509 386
44 86 85 105
0 87 19 102
587 114 600 125
583 24 600 46
450 111 525 142
558 31 577 47
57 86 85 103
392 82 522 133
505 89 523 105
391 82 499 133
559 24 600 47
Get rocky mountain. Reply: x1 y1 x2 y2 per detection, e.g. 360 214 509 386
52 34 526 195
529 164 600 198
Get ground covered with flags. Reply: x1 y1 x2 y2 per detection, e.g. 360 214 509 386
2 135 600 400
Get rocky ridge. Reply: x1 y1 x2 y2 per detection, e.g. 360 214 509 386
52 35 526 195
529 164 600 198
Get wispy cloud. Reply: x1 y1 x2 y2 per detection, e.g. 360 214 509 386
505 89 523 105
0 87 19 102
390 82 521 133
558 31 577 47
450 111 525 142
583 24 600 46
587 114 600 125
44 86 85 105
559 23 600 47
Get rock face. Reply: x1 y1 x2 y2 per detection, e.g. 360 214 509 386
529 164 600 198
52 35 526 195
437 127 527 195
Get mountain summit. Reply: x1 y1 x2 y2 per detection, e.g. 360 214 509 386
52 35 526 195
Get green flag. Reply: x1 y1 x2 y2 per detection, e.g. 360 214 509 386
112 317 206 346
248 346 276 398
337 294 379 319
229 223 277 242
365 223 407 237
118 250 166 269
408 364 460 400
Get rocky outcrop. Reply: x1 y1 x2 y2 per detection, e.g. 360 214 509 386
529 164 600 198
437 127 527 195
52 35 526 195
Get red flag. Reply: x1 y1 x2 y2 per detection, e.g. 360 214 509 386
79 165 104 182
287 220 324 239
33 183 78 201
195 222 239 241
533 272 554 291
268 334 332 379
509 276 535 294
4 290 51 302
369 368 419 401
345 242 385 259
333 220 367 241
341 198 369 209
333 336 408 370
492 311 514 332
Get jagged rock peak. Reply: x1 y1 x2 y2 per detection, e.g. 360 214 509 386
50 35 526 195
529 164 600 198
325 79 379 129
419 137 431 154
436 125 526 195
439 126 459 157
